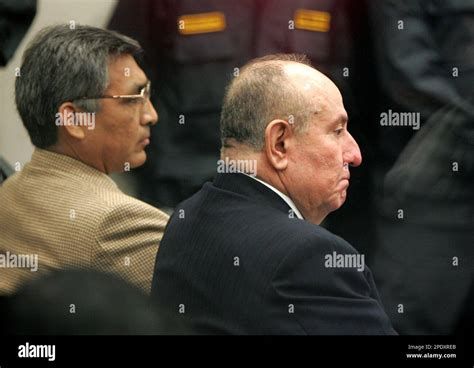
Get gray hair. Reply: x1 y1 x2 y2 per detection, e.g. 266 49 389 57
15 24 142 148
220 54 313 150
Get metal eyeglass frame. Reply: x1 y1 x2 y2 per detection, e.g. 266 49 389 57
74 80 151 104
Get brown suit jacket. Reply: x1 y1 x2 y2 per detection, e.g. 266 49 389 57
0 149 169 295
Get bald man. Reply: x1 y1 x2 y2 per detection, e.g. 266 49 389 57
150 54 396 335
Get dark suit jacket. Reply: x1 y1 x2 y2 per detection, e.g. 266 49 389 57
151 173 396 334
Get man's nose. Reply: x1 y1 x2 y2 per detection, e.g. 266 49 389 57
141 99 158 126
344 132 362 167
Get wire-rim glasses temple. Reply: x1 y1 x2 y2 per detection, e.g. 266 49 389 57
73 81 151 104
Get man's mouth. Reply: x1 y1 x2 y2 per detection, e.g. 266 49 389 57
139 136 150 146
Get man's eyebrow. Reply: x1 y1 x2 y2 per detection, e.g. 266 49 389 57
126 80 148 94
332 114 348 126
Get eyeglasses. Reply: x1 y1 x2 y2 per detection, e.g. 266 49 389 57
74 81 151 104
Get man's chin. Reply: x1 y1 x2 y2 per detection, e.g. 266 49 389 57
127 152 147 170
336 195 347 210
328 192 347 212
340 189 347 203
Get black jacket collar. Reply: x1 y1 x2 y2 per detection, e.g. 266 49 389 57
212 173 292 216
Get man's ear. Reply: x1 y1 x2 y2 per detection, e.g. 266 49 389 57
264 119 293 171
56 102 87 141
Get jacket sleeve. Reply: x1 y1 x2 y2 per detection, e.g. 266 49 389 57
93 201 169 294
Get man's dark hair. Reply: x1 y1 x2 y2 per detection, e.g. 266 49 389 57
1 269 166 335
15 24 142 148
220 53 313 150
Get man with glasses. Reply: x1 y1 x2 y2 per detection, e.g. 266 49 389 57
0 25 169 295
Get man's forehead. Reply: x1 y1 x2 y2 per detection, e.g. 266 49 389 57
106 54 147 91
306 83 347 124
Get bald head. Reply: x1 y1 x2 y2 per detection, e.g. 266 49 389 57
220 54 341 153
